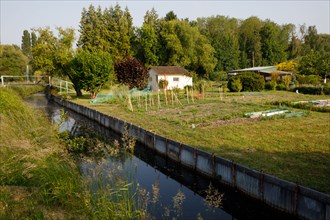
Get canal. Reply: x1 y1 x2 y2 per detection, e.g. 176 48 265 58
27 93 299 220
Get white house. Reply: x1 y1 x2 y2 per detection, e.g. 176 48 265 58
148 66 193 91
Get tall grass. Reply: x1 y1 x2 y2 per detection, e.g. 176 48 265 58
0 87 146 219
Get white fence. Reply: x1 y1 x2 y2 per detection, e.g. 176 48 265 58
0 75 75 95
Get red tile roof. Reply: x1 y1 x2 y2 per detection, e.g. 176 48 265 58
150 66 189 76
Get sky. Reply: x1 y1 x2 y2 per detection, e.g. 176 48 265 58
1 0 329 46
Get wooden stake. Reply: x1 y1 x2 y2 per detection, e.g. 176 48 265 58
164 90 168 105
157 91 161 109
171 90 174 105
127 95 133 112
186 86 189 104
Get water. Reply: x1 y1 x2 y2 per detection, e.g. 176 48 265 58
27 93 299 220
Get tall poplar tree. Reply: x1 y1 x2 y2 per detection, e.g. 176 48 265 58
31 32 37 48
21 30 31 57
260 20 287 65
137 8 160 67
239 16 262 68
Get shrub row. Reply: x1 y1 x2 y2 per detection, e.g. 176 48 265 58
293 85 330 95
228 72 265 92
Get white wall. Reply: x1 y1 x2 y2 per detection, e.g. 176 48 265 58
148 70 193 91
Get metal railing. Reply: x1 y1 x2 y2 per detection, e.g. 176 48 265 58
50 77 76 94
0 75 75 95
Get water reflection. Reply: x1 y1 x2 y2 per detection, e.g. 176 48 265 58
27 93 298 220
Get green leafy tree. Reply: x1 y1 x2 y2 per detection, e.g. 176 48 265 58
114 56 148 89
78 4 134 62
298 50 329 81
21 30 31 57
260 20 287 65
136 8 160 67
71 49 114 98
158 19 216 76
197 16 240 71
0 45 29 76
31 32 37 48
239 16 262 68
31 27 57 76
164 11 177 21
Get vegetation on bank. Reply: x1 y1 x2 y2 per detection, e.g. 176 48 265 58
71 88 330 194
0 87 145 219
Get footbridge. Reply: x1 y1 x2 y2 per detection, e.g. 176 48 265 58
0 75 75 94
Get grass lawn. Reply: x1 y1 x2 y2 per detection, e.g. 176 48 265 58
71 89 330 194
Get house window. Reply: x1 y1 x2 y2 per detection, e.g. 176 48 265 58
173 77 179 82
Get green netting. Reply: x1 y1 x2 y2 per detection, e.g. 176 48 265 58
89 88 150 104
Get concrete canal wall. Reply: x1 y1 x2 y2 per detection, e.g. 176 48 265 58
51 96 330 220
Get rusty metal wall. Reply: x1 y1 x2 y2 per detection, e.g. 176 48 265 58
51 96 330 220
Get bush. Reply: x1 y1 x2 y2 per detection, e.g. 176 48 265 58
228 72 265 92
296 74 321 85
293 85 330 95
209 71 227 82
276 83 286 91
228 78 242 92
158 79 168 90
265 81 277 90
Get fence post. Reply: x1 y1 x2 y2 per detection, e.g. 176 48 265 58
1 76 3 86
48 76 52 86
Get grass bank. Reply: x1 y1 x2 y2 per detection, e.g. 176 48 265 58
72 90 330 193
0 87 144 219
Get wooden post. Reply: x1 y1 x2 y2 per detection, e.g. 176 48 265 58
164 89 168 105
171 90 174 105
186 86 189 104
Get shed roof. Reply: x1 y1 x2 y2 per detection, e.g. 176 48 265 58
228 66 292 76
150 66 189 76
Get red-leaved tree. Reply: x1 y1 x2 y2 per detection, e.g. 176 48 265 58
114 56 149 89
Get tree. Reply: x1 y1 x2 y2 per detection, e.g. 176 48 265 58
114 56 148 89
21 30 31 57
71 49 114 98
31 32 37 47
196 16 240 71
260 20 287 65
31 27 57 76
164 11 177 21
0 45 29 76
136 8 160 67
239 16 262 68
158 19 216 76
298 50 329 81
77 4 134 62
